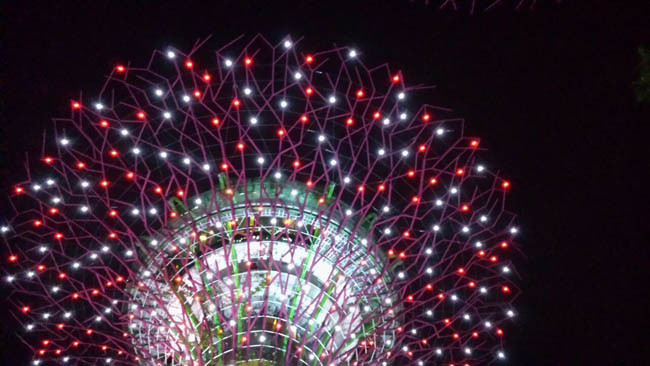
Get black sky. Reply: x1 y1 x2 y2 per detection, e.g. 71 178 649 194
1 1 649 365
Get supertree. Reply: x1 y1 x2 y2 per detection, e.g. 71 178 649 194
1 35 520 366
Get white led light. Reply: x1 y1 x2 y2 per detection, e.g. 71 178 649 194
155 89 164 96
183 157 191 165
280 100 288 108
401 149 409 157
477 165 485 172
250 117 258 125
244 87 252 95
328 96 337 104
382 118 390 125
343 176 351 184
159 151 168 159
163 112 171 119
95 103 104 110
60 138 70 146
378 148 386 156
436 128 444 135
283 40 292 48
167 51 176 59
318 134 325 142
400 112 407 120
274 171 282 180
182 95 191 103
80 206 89 213
132 147 141 155
202 163 210 171
433 224 440 231
329 159 337 166
294 72 302 80
398 92 405 100
224 59 233 67
349 49 357 58
257 157 265 165
32 184 41 191
120 128 129 136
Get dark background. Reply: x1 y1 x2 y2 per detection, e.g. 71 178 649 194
1 1 649 365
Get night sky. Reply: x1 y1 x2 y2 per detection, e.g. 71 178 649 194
2 1 649 365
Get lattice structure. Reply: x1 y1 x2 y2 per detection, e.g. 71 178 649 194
1 35 520 366
422 0 558 12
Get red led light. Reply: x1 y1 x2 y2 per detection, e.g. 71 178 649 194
429 177 438 185
407 170 415 178
109 149 119 157
418 144 426 152
293 160 301 168
392 74 400 82
305 55 314 64
100 180 109 187
232 99 241 107
236 142 245 151
137 111 146 120
502 180 511 189
76 162 86 169
203 73 211 81
193 90 201 98
100 120 109 128
346 117 354 126
8 255 17 262
185 60 193 68
373 111 381 119
277 129 286 137
125 172 134 179
305 87 313 95
356 89 364 98
14 186 24 194
55 233 63 239
43 156 54 164
71 101 81 109
244 57 252 66
300 115 308 123
456 168 465 175
115 65 125 73
461 204 470 212
176 190 184 197
212 117 220 126
470 139 480 148
422 113 431 122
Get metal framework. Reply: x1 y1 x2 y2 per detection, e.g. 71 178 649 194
2 35 520 366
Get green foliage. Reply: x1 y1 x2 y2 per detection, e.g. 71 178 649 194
636 47 650 103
